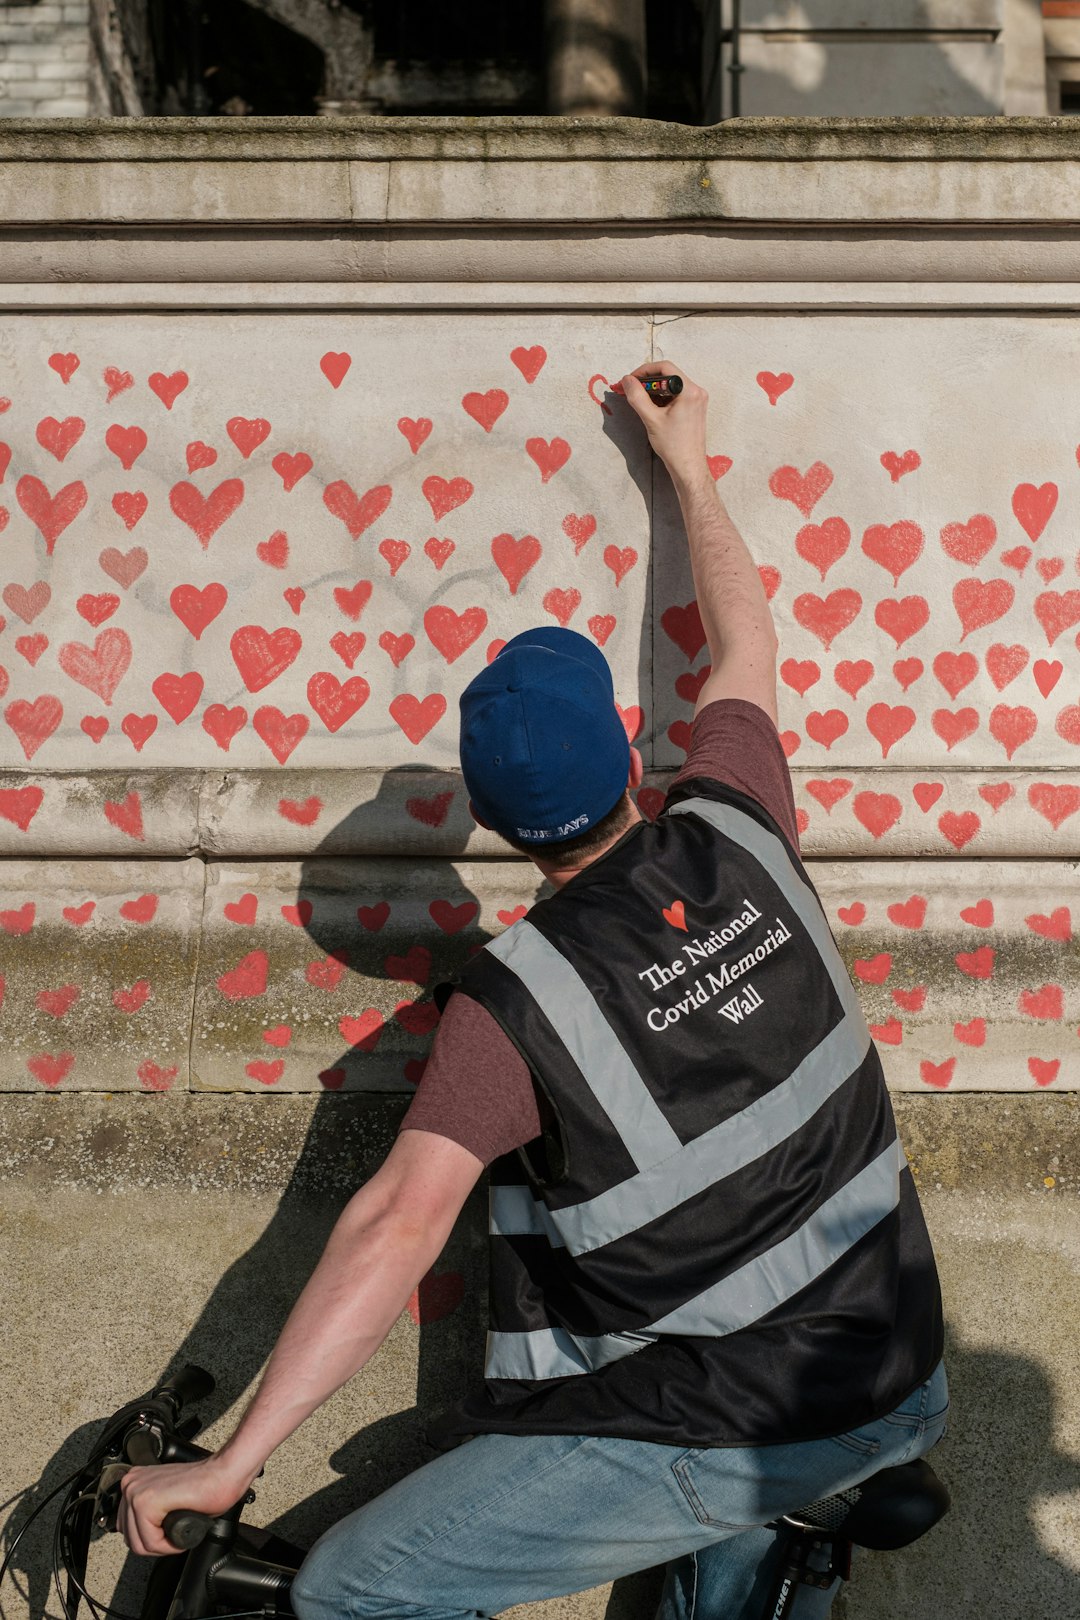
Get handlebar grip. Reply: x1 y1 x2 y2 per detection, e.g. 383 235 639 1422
162 1509 213 1551
156 1365 215 1411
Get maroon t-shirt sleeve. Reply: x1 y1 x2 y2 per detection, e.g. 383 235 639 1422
399 990 542 1165
667 697 801 851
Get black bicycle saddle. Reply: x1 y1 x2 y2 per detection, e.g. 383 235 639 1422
783 1458 950 1551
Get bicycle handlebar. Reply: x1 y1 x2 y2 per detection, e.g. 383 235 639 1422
161 1509 215 1550
154 1365 216 1413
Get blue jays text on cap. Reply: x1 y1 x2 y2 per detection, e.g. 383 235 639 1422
458 627 631 846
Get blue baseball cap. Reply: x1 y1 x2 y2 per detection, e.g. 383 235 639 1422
459 627 631 846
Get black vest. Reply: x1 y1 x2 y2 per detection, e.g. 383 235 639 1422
433 778 943 1450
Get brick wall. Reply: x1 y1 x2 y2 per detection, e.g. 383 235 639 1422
0 0 92 117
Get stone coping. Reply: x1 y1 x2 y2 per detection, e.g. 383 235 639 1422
1 116 1080 163
2 1091 1074 1194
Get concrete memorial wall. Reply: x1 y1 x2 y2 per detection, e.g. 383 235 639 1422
0 118 1077 1098
1 119 1078 1620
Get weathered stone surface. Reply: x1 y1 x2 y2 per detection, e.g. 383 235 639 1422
2 115 1080 163
0 858 203 1092
0 771 201 856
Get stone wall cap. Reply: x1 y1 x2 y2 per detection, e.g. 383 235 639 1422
2 115 1080 163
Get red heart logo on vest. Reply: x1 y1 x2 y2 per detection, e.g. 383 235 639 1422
662 900 688 932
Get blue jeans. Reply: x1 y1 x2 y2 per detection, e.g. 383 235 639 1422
291 1361 948 1620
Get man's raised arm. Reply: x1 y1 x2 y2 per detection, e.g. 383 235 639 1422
622 361 779 726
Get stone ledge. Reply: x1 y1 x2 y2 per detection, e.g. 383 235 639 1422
0 1090 1073 1193
3 770 1079 859
1 116 1080 163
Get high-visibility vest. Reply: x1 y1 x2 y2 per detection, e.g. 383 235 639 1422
433 779 944 1449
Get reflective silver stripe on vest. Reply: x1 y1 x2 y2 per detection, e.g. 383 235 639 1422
666 797 865 1023
549 1010 869 1255
484 1324 657 1382
486 1144 907 1381
648 1137 905 1335
486 920 681 1170
489 1183 566 1248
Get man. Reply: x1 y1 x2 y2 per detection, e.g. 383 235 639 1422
120 363 946 1618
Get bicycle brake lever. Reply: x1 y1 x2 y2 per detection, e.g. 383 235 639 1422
93 1462 129 1532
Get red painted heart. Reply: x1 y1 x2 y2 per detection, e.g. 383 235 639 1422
525 437 571 483
330 631 366 669
861 521 924 586
1033 589 1080 646
171 582 228 640
111 492 148 530
226 416 271 458
16 475 87 552
757 371 793 406
397 417 433 454
0 784 44 831
148 371 188 409
99 545 147 587
793 589 862 651
216 950 269 1000
77 593 119 628
874 597 929 648
1012 481 1057 542
562 514 596 555
48 352 79 383
510 345 547 383
940 514 996 566
462 389 509 432
492 533 541 595
186 441 217 473
169 478 245 548
252 705 308 763
3 581 50 623
152 671 204 724
104 791 144 840
324 480 392 539
203 709 246 759
768 461 832 518
988 703 1037 759
307 671 370 731
422 475 473 521
1028 782 1080 830
58 628 132 705
28 1052 75 1089
389 693 447 745
36 415 85 462
273 451 312 491
543 587 581 628
985 642 1028 691
852 790 902 839
105 424 146 471
881 450 920 483
795 518 850 580
660 600 706 662
320 352 352 388
833 660 873 699
103 366 134 403
424 604 487 663
230 624 302 692
932 650 978 699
